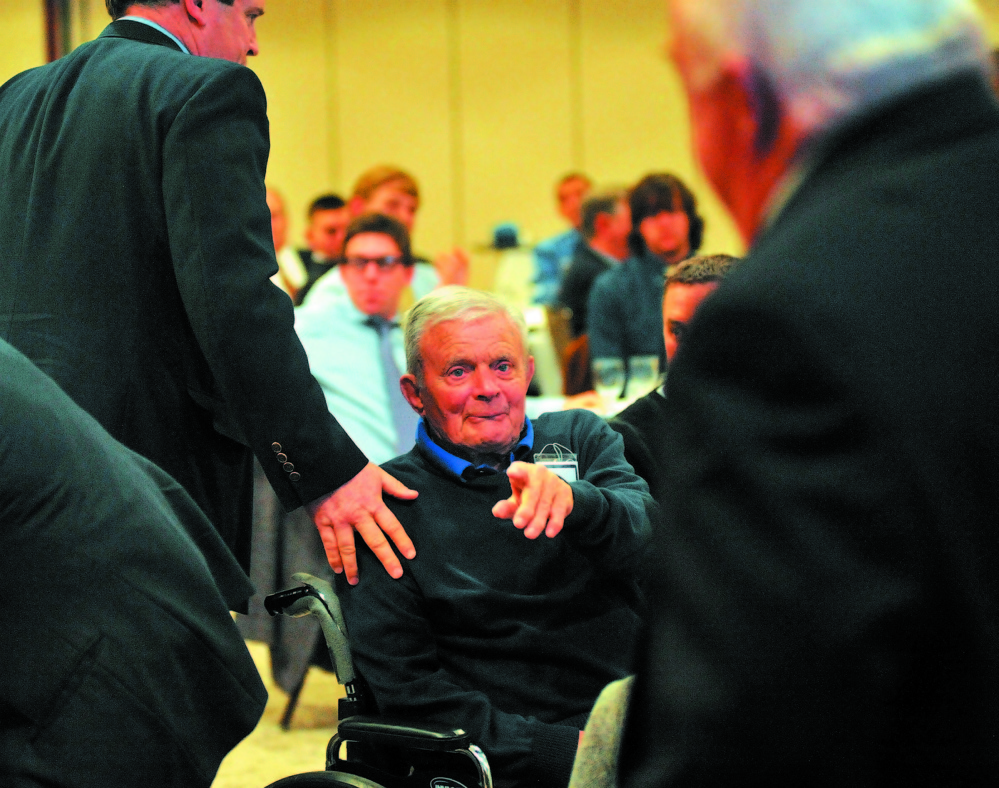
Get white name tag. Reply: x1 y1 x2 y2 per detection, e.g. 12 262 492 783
534 443 578 482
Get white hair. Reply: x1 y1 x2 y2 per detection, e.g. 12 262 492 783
674 0 991 137
404 286 529 382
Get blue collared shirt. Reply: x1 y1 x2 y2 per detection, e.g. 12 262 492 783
532 228 581 305
120 16 190 54
294 280 414 464
416 418 534 481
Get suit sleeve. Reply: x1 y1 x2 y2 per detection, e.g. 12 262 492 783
619 293 929 787
161 65 367 510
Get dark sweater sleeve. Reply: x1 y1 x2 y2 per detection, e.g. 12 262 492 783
337 555 581 788
546 410 654 573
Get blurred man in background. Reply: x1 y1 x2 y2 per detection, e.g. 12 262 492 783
533 172 592 305
587 173 703 379
559 188 632 339
349 165 469 298
265 185 308 301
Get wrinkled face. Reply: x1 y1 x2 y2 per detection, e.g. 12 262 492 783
265 188 287 251
199 0 264 65
406 314 535 463
640 208 691 264
306 207 350 259
662 281 718 361
557 177 591 228
364 182 419 232
339 232 413 320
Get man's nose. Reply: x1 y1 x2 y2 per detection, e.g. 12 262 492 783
471 368 500 398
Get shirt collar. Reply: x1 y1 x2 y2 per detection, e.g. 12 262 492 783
119 16 190 54
416 417 534 481
364 314 401 331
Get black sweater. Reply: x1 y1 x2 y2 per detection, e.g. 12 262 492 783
337 409 653 788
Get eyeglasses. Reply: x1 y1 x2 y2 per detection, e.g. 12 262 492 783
339 255 408 270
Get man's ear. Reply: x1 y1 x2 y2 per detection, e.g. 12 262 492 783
525 355 535 388
183 0 207 25
400 374 424 415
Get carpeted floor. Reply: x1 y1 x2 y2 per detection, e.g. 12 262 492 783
213 641 346 787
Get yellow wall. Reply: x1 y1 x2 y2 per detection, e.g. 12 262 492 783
979 0 999 39
6 0 999 289
0 2 46 80
251 0 742 289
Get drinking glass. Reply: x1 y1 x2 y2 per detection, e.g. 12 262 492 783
625 355 660 401
592 357 625 412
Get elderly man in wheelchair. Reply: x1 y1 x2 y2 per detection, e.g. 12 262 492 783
313 286 654 788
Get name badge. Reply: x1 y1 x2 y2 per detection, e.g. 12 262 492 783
534 443 578 482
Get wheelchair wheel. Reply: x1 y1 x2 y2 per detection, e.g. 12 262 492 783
264 771 385 788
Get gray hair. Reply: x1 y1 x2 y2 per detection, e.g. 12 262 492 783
404 286 529 382
673 0 991 139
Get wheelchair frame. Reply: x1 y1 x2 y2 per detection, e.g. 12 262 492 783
262 573 493 788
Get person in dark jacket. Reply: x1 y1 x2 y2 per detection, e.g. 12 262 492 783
0 0 416 587
0 339 267 788
620 1 999 785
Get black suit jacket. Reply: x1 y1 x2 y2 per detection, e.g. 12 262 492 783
0 22 367 569
0 339 266 786
559 242 615 337
621 73 999 785
609 388 670 506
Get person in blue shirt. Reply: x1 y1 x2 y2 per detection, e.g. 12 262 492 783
532 172 592 305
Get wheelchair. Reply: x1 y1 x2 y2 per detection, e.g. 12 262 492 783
262 573 493 788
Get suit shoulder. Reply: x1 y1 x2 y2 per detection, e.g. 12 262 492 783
611 391 667 431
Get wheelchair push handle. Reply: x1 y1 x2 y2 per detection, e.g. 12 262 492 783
264 573 356 686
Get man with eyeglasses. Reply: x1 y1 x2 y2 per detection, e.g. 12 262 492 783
296 212 419 466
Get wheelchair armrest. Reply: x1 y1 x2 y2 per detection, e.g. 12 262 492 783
337 714 471 751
